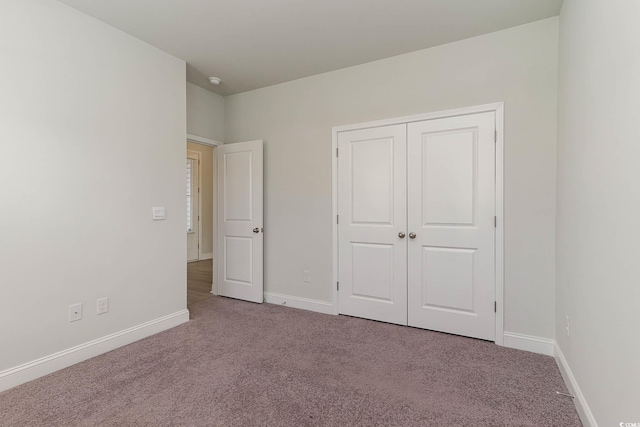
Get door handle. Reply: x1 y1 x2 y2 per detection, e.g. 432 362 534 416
409 232 416 239
253 228 260 233
398 232 406 239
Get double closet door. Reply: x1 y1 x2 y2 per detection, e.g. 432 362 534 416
337 111 496 341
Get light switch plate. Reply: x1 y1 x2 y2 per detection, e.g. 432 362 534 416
152 207 166 220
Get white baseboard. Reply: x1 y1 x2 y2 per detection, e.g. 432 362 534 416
0 309 190 392
200 253 213 260
554 343 598 427
503 331 555 356
264 292 334 315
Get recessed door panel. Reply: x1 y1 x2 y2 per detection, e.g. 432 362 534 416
224 236 253 284
338 125 407 326
422 129 476 225
351 138 393 225
224 151 252 222
351 243 394 301
421 247 475 312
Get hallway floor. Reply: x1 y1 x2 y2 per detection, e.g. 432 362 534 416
187 259 212 307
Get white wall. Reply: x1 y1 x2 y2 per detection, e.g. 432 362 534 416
225 18 559 339
187 82 224 142
0 0 186 373
556 0 640 424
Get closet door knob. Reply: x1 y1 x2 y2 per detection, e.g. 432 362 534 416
398 232 405 239
409 232 416 239
253 228 260 233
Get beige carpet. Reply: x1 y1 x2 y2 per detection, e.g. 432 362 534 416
0 297 581 426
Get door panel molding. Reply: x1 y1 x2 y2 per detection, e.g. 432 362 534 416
332 102 504 345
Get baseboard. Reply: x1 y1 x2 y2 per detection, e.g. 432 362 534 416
264 292 334 315
503 331 555 356
200 253 213 260
554 343 598 427
0 309 190 392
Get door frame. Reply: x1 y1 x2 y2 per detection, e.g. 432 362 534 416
331 102 505 345
187 134 222 295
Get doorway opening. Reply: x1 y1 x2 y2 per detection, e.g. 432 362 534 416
186 139 217 307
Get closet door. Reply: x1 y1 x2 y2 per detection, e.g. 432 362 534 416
407 112 495 340
338 125 408 325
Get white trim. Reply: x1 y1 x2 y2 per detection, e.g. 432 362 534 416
503 332 555 356
331 126 339 315
332 102 505 133
494 103 504 345
555 343 598 427
187 133 223 146
264 292 334 315
211 146 218 295
200 252 213 260
0 310 189 392
331 102 505 344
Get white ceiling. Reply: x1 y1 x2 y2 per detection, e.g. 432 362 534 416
58 0 563 96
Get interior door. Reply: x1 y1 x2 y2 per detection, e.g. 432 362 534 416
216 140 264 303
407 112 495 340
187 151 200 262
338 125 407 325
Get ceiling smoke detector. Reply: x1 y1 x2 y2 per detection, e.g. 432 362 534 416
209 77 221 86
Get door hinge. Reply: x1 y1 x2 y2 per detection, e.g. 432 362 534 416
494 216 497 228
494 301 497 313
337 281 339 290
337 215 339 224
494 130 497 143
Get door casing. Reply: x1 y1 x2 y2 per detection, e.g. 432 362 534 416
331 102 505 346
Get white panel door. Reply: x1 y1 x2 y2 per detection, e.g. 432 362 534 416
187 152 200 262
217 140 264 303
338 125 407 325
407 112 495 340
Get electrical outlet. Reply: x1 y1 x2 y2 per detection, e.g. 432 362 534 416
565 315 570 337
97 297 109 315
69 303 82 322
303 271 311 282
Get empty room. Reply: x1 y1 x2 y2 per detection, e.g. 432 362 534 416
0 0 638 426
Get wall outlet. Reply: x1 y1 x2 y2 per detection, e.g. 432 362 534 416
565 315 570 337
303 271 311 282
69 303 82 322
97 297 109 315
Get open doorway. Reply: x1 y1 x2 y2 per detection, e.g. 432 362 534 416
186 140 215 307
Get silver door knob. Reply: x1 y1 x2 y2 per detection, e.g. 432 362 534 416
409 232 416 239
398 232 405 239
253 228 260 233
